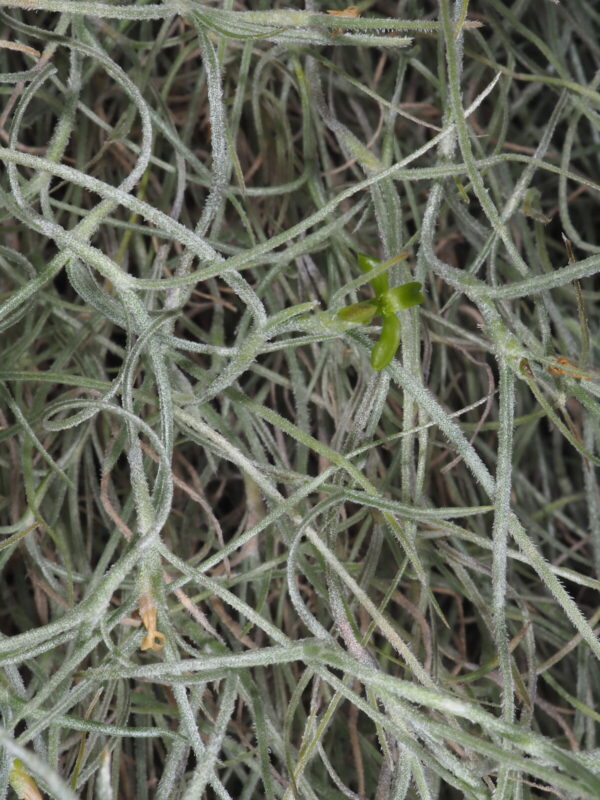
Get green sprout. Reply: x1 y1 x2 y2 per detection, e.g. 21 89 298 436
338 253 424 370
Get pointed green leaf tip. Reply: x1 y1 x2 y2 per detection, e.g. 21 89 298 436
357 252 389 296
381 282 424 313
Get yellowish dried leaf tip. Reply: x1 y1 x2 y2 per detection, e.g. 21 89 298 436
9 760 43 800
326 5 361 17
139 593 165 652
326 5 361 34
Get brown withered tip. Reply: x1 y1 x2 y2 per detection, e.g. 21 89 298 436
519 358 534 378
548 356 590 380
139 593 165 652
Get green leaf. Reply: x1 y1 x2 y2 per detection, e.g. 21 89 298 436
337 299 379 324
381 282 424 312
371 312 401 370
357 252 389 295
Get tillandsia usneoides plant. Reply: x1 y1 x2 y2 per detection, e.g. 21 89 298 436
0 1 599 799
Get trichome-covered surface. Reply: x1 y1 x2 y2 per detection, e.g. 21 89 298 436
0 1 599 798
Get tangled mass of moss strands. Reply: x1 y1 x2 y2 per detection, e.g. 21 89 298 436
0 1 600 798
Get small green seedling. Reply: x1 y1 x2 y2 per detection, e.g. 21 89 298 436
338 253 424 370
